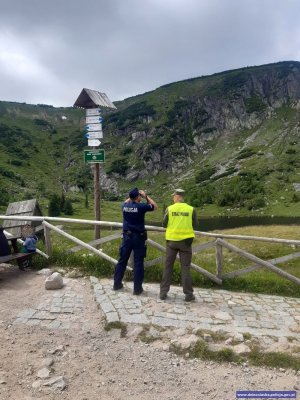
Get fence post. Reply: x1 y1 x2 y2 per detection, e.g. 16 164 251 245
215 243 223 279
44 225 52 257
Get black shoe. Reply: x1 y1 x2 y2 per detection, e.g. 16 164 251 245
159 293 167 300
113 283 124 291
133 288 143 295
185 294 195 302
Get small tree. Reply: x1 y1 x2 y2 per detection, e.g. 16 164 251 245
0 188 9 206
60 193 66 211
48 194 61 217
292 193 300 203
63 199 74 215
84 192 89 209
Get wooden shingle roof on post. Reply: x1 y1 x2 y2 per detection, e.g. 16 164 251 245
73 88 117 109
3 199 43 237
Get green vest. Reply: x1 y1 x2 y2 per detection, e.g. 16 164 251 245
166 202 195 241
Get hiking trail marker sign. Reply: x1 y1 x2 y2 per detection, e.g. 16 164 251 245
73 88 116 240
84 149 105 163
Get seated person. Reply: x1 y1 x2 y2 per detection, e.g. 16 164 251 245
22 234 38 253
0 226 11 256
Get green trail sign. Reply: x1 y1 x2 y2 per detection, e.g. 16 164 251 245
84 149 105 163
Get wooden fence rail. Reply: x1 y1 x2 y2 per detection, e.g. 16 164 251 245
1 215 300 286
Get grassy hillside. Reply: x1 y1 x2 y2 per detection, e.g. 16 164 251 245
0 61 299 217
182 106 300 217
0 103 87 198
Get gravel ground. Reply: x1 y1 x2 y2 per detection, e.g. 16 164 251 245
0 266 299 400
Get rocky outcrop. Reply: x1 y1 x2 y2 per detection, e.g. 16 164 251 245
106 62 300 182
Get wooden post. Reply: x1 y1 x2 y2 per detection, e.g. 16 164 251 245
146 238 222 285
216 238 300 286
94 162 101 240
215 243 223 279
42 221 119 265
44 225 52 257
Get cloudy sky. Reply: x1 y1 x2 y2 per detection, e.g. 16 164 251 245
0 0 299 107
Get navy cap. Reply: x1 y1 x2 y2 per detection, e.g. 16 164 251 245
129 187 139 199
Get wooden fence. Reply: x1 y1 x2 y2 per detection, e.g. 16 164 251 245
1 215 300 285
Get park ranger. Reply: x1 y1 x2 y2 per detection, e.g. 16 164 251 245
160 188 198 301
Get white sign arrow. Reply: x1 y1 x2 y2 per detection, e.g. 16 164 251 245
86 108 100 116
86 123 102 132
88 139 101 147
85 131 103 139
86 116 103 124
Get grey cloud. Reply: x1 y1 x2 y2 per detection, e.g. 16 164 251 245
0 0 299 106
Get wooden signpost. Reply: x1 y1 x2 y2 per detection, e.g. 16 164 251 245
73 88 116 240
86 108 103 239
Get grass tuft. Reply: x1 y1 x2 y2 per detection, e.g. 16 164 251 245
104 321 127 337
248 347 300 370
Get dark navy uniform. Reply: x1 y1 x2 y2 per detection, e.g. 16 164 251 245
113 200 154 294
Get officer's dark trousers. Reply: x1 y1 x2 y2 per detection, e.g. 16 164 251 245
160 239 194 296
114 232 146 293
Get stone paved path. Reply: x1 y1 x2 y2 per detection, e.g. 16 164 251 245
13 278 91 331
91 278 300 340
13 276 300 343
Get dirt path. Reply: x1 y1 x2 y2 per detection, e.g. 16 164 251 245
0 266 299 400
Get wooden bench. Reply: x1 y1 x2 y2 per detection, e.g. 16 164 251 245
0 236 36 270
0 252 35 270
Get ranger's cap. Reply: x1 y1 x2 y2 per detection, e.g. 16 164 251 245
129 187 139 199
172 188 185 196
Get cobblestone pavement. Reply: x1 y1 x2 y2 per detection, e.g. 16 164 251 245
13 276 300 341
13 278 91 331
91 277 300 340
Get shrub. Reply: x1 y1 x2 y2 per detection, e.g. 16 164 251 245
195 167 216 183
244 196 266 210
33 118 49 126
236 148 256 160
201 127 216 134
216 173 265 208
286 148 296 155
0 188 9 206
292 193 300 203
122 147 132 156
187 185 214 207
10 160 23 166
48 194 61 216
60 193 66 211
84 193 89 209
222 72 248 93
245 95 266 113
107 158 129 175
166 99 189 127
106 101 156 129
211 167 237 181
63 199 74 215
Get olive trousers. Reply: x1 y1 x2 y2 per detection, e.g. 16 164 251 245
160 238 194 296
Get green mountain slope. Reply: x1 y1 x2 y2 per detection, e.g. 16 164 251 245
0 61 299 216
0 103 89 200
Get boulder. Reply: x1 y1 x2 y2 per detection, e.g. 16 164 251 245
170 334 199 351
233 343 251 355
37 268 52 276
42 376 67 391
45 272 64 290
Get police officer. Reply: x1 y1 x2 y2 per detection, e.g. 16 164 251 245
160 189 198 301
113 187 158 295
